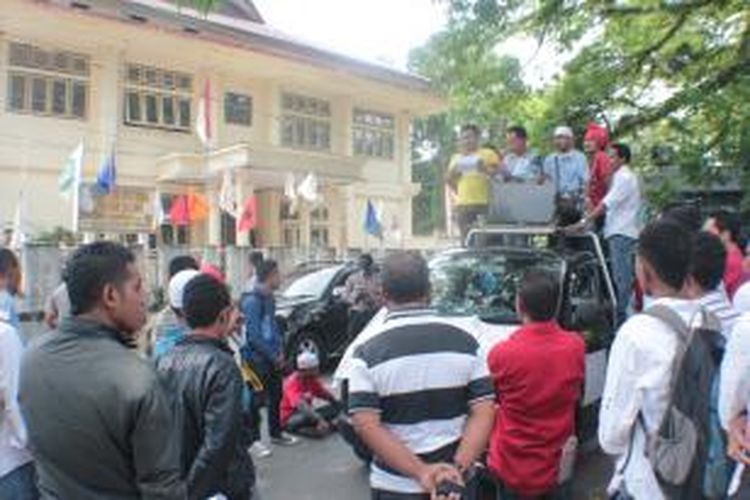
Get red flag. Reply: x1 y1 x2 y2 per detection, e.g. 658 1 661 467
238 195 258 232
169 195 190 226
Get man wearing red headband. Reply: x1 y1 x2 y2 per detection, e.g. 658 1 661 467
583 123 612 215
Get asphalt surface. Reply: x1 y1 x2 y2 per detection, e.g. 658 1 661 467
254 430 614 500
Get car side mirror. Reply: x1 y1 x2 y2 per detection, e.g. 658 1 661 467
332 286 345 298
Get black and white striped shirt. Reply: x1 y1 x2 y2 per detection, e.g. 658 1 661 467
347 307 495 494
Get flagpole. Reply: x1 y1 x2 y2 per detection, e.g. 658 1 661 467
72 141 82 235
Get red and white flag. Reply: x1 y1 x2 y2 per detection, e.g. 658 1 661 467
238 195 258 232
196 79 213 148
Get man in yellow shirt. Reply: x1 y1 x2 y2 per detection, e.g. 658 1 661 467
446 124 501 244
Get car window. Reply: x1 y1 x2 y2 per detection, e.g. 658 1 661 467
282 266 343 299
429 250 564 324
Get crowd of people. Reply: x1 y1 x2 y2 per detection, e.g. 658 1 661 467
0 125 750 500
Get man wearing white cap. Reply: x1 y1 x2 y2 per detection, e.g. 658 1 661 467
151 269 201 359
279 351 341 439
542 126 589 222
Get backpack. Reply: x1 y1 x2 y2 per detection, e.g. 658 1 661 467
642 305 726 499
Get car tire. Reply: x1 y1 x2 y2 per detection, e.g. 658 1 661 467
290 331 327 368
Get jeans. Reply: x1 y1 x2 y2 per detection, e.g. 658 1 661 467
0 462 39 500
250 369 283 441
496 481 572 500
608 235 637 327
285 402 341 434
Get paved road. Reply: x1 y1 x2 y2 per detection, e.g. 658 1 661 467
255 433 613 500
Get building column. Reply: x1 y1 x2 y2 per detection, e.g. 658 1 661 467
207 181 221 246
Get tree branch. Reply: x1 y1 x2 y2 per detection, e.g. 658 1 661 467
602 0 717 17
633 13 690 70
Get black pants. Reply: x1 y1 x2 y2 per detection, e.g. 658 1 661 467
250 369 283 441
285 402 341 434
495 481 572 500
456 204 488 245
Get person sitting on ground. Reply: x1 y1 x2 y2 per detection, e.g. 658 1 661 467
343 254 383 340
0 249 37 499
705 210 745 299
349 251 496 500
281 351 341 439
19 241 184 499
157 274 255 500
487 270 585 499
146 255 199 358
686 231 739 337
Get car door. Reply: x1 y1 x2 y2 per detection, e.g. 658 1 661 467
317 268 356 356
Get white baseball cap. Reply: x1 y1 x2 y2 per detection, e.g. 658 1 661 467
554 126 574 138
168 270 201 310
297 351 320 370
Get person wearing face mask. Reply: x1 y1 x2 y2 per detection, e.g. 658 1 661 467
19 242 185 499
445 124 501 244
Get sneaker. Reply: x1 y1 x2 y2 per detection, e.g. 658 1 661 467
271 432 300 446
249 442 272 458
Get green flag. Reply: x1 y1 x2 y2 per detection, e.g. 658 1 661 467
59 141 84 199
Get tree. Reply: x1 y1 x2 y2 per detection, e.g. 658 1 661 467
431 0 750 204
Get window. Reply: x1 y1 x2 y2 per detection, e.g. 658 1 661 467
310 206 330 248
6 42 89 119
281 199 302 247
124 63 192 131
225 92 252 126
280 92 331 151
353 108 395 159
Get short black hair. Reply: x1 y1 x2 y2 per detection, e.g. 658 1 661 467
690 231 727 292
168 255 199 279
0 248 19 278
518 270 560 322
661 203 702 233
460 124 480 137
382 252 430 304
611 143 631 163
508 125 528 140
711 209 741 244
638 220 692 291
359 253 374 268
249 251 264 268
256 259 279 283
65 242 136 316
182 274 231 329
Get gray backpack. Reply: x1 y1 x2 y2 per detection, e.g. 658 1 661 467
643 305 722 498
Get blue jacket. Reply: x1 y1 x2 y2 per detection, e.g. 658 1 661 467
240 288 282 372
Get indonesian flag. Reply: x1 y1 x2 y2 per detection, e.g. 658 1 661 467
238 195 258 232
196 79 213 148
169 194 209 226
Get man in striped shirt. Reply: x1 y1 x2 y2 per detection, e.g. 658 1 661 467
688 231 739 337
348 252 496 500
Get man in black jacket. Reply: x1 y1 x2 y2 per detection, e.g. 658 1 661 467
19 242 185 499
158 274 255 500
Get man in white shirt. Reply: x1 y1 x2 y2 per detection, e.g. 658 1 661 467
599 220 699 499
0 250 36 498
687 231 740 337
578 143 642 325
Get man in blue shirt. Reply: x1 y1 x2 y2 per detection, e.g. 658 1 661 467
241 259 298 458
542 126 589 206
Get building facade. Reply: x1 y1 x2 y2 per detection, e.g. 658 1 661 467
0 0 443 252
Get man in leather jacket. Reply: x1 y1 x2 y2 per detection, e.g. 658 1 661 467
157 274 255 499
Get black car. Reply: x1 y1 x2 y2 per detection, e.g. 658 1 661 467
276 261 364 368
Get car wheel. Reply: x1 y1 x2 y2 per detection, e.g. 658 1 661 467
292 331 327 368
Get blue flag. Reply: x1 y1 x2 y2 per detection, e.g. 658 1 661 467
95 148 116 195
364 200 382 238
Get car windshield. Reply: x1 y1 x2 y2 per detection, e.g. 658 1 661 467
429 250 564 324
282 265 343 299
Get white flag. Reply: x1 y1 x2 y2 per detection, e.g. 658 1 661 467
196 79 213 147
219 170 237 216
152 191 166 229
59 141 84 199
297 172 319 203
284 173 298 215
10 191 26 250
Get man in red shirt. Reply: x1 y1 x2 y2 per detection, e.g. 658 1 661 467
705 210 745 298
488 271 585 499
583 122 611 211
281 351 341 438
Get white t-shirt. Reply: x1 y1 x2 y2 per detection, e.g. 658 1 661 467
603 165 642 239
599 297 700 499
720 313 750 430
0 320 32 478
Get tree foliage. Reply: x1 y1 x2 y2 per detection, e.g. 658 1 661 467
410 0 750 216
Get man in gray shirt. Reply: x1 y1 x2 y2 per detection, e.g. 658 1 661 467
20 242 184 499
